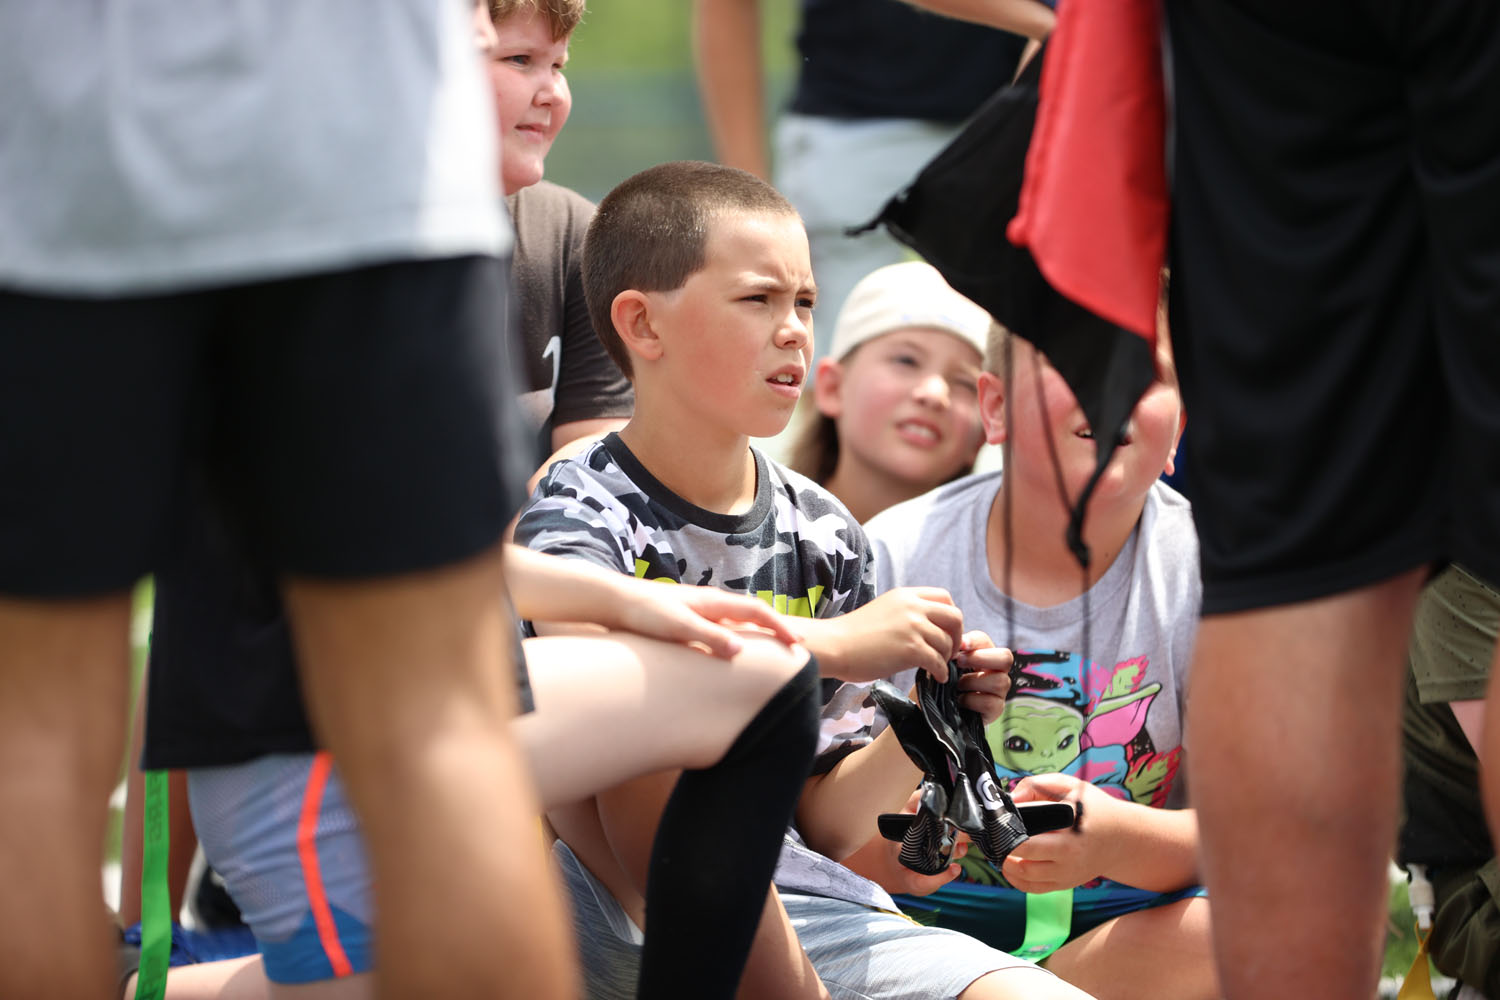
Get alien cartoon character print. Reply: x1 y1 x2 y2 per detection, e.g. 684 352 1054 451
992 650 1179 804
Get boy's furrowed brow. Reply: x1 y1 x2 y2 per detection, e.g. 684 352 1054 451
738 274 816 296
737 275 789 294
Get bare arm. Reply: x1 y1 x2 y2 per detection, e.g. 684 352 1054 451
796 639 1012 860
788 587 964 682
693 0 770 179
899 0 1055 37
1004 773 1200 893
506 546 799 656
795 728 924 862
841 790 969 896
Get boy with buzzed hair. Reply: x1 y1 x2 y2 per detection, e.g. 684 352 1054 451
518 160 1092 1000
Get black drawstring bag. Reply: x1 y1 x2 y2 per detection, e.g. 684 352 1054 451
850 47 1156 578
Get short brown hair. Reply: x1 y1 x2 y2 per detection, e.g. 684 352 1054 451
983 319 1013 378
488 0 583 41
582 161 799 379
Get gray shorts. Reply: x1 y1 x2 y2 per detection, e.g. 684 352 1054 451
188 753 373 984
555 841 1049 1000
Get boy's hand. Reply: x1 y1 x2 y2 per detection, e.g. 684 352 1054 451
1000 773 1119 892
611 577 800 658
842 790 969 897
953 631 1013 726
791 587 962 682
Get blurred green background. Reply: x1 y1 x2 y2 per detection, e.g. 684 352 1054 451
545 0 798 201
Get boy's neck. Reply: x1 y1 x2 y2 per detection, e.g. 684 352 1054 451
618 417 759 515
822 465 910 525
984 479 1147 608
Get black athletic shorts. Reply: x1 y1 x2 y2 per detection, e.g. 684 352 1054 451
142 477 535 768
0 255 535 596
1166 0 1500 614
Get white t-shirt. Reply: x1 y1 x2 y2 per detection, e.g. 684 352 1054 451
0 0 508 295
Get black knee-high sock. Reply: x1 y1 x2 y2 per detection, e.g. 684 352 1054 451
635 654 822 1000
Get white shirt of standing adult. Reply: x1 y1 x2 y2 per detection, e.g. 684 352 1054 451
0 0 508 296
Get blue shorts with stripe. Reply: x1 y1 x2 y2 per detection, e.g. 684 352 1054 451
188 752 373 984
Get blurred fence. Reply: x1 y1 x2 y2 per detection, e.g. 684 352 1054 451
546 69 792 203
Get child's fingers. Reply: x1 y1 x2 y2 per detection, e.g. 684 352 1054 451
1001 854 1061 892
959 690 1007 724
1011 772 1079 803
956 644 1013 675
904 864 964 895
719 602 800 645
668 616 742 659
696 624 744 659
916 652 950 683
957 629 995 652
923 599 965 644
690 592 800 645
908 586 957 607
956 664 1011 697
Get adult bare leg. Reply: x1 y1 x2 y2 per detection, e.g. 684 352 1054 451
0 594 132 997
282 543 575 1000
1188 570 1425 999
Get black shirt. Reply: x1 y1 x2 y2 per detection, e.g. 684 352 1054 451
790 0 1028 122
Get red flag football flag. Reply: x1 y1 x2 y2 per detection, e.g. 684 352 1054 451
1007 0 1168 344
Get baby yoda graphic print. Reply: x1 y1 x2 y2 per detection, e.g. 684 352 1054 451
952 648 1181 890
862 475 1202 940
993 650 1179 804
515 431 874 635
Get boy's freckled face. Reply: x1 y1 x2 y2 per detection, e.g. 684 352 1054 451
997 337 1184 509
475 6 572 194
645 210 816 439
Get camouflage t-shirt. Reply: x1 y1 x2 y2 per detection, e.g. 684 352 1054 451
516 432 907 908
515 433 872 621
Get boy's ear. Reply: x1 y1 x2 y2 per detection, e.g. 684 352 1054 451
610 290 663 363
812 356 845 418
977 370 1008 445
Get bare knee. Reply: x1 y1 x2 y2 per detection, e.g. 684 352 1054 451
1042 898 1218 1000
674 635 812 770
960 966 1094 1000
